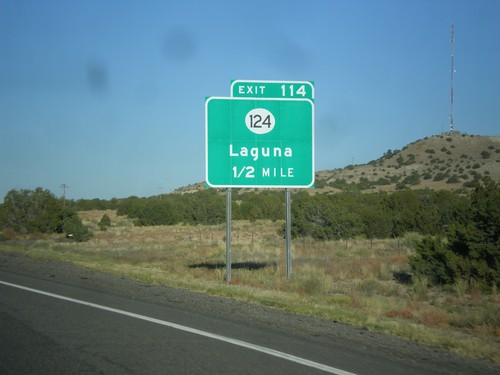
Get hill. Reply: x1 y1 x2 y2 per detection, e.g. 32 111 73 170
316 132 499 194
175 132 500 195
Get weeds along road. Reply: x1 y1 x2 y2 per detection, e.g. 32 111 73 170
0 251 498 375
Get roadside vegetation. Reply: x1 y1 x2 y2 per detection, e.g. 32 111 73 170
1 134 499 363
1 182 499 363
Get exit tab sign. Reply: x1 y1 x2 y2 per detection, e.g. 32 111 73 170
231 80 314 101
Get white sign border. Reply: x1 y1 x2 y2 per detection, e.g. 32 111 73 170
205 96 315 189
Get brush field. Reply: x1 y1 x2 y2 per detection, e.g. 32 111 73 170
2 209 499 364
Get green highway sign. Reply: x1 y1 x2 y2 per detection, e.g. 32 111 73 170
205 97 314 188
230 80 314 101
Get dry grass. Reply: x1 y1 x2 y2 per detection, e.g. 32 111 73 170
2 210 499 364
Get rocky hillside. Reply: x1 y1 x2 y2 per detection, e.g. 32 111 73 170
175 132 500 194
316 132 500 193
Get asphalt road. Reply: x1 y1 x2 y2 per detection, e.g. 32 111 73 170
0 251 498 375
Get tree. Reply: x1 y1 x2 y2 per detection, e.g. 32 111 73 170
239 193 284 221
192 190 225 225
98 214 112 231
384 190 441 237
430 190 470 229
291 194 362 240
446 179 500 288
64 215 92 242
359 204 392 240
411 180 500 289
0 203 5 231
3 188 70 233
2 187 91 241
116 196 148 218
410 236 457 285
136 200 179 226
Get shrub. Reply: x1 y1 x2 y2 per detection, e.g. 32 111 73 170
433 172 448 181
481 151 491 159
135 200 180 226
422 173 432 180
411 181 500 289
463 180 480 188
373 178 391 185
2 188 77 235
401 173 420 186
290 194 362 240
64 216 92 242
410 236 457 285
98 214 112 231
315 179 327 189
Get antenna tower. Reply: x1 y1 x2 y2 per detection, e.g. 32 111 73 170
449 23 455 133
61 183 69 207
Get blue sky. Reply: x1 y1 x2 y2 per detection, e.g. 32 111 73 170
1 0 499 200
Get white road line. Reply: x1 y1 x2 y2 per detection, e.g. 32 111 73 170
1 280 356 375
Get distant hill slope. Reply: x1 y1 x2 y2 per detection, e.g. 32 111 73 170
175 132 500 195
316 132 500 193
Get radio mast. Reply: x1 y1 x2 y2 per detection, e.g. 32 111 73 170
61 183 69 207
449 24 455 133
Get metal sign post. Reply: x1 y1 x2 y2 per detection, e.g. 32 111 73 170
226 188 232 283
285 188 292 279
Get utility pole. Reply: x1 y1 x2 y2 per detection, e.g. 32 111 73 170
61 184 69 207
449 23 455 134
